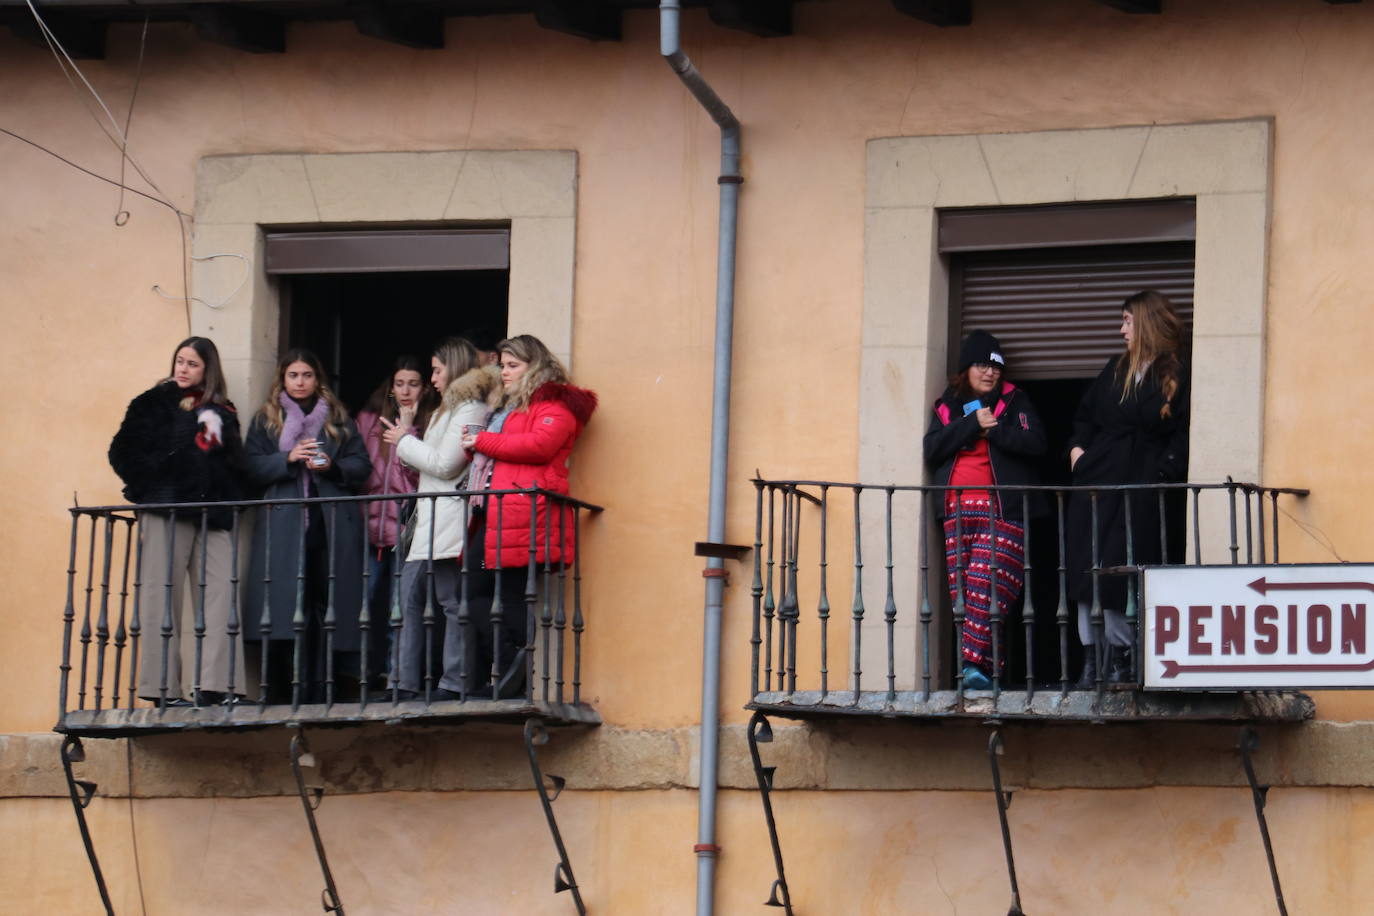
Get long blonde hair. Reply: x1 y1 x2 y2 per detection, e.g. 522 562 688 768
498 334 569 412
1117 290 1183 418
259 348 351 440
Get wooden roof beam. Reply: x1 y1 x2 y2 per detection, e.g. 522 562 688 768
9 10 106 59
708 0 793 37
890 0 971 27
351 0 444 49
188 4 286 53
534 0 621 42
1098 0 1161 12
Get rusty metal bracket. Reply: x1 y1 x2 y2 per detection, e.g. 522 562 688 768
1240 728 1288 916
524 719 586 915
61 736 114 915
290 730 345 914
987 730 1026 916
747 711 794 913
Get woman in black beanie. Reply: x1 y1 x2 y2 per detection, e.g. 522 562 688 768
924 330 1046 690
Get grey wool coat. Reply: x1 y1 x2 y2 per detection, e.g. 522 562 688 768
240 410 372 650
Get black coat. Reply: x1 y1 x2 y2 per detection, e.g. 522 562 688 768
108 381 243 529
1065 355 1191 606
923 382 1048 521
240 412 372 650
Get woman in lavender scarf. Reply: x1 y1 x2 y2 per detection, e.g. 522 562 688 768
242 349 372 705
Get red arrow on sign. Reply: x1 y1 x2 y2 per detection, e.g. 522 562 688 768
1246 577 1374 596
1160 658 1374 677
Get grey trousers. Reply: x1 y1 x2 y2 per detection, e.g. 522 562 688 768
136 513 239 698
397 559 465 693
1076 600 1133 648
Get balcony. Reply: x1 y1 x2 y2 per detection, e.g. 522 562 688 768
746 478 1315 724
56 488 602 737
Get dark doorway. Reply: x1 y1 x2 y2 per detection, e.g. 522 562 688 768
282 269 509 412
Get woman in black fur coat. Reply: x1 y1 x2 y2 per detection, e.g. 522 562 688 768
109 336 244 707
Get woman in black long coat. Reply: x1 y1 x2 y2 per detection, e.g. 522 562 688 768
242 349 371 703
1066 290 1190 686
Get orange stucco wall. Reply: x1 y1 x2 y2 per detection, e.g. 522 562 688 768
5 0 1374 911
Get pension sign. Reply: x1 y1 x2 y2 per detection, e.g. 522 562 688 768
1143 565 1374 690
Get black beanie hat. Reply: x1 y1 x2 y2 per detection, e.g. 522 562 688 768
958 330 1005 373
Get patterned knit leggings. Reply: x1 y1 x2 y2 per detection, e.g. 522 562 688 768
943 496 1026 672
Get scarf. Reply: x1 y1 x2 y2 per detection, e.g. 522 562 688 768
467 407 510 512
278 391 329 499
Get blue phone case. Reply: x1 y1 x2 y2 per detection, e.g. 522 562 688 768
963 400 983 417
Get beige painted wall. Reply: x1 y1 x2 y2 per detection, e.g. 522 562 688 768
5 0 1374 910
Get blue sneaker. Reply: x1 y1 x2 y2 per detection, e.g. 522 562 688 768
961 665 991 690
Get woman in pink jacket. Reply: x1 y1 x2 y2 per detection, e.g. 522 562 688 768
355 356 437 686
461 335 597 699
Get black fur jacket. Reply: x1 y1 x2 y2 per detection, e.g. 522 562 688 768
108 381 244 528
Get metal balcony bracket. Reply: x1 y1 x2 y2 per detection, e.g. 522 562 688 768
747 711 794 913
987 730 1026 916
523 719 587 915
289 730 346 914
60 736 115 916
1239 728 1288 916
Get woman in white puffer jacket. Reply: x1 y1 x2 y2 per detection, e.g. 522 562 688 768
380 337 500 699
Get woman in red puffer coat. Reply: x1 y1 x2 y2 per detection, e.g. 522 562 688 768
460 334 597 698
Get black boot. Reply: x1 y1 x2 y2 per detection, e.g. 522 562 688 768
1075 650 1098 690
1108 646 1134 685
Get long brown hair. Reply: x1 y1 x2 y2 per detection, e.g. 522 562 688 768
361 355 439 457
167 336 230 407
431 337 482 420
259 348 351 441
498 334 569 412
1116 290 1183 418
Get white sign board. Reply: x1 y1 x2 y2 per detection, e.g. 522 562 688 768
1143 564 1374 690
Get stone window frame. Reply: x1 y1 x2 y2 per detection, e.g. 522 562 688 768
190 150 578 410
858 119 1271 683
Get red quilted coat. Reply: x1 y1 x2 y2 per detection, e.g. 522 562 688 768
472 381 597 569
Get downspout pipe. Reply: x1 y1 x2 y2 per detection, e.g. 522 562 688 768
659 4 741 915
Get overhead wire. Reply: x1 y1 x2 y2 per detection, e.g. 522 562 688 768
114 15 151 226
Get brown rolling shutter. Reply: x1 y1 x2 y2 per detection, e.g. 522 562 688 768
953 242 1195 380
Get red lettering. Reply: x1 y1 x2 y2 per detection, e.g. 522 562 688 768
1255 605 1279 654
1221 605 1246 655
1155 605 1180 655
1308 604 1333 654
1287 605 1299 654
1189 605 1213 656
1342 604 1367 654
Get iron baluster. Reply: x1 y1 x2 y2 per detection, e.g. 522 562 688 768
259 510 273 706
292 502 308 712
357 499 371 711
94 515 115 711
457 498 472 699
1271 491 1281 563
525 488 541 702
750 480 765 698
541 502 554 704
424 496 438 701
523 719 587 915
388 522 404 704
783 488 801 698
127 517 145 711
80 514 98 710
555 502 568 705
1123 490 1136 687
989 490 1002 699
1239 728 1288 916
884 487 898 706
111 516 134 710
571 507 584 705
491 495 506 695
158 510 176 710
850 486 865 700
919 489 933 702
818 485 831 702
953 488 968 703
747 712 794 914
290 730 346 914
225 509 242 711
1089 492 1105 698
323 503 338 709
777 488 791 696
764 487 777 691
1228 481 1240 565
60 736 114 916
192 509 209 706
1055 492 1069 696
59 513 79 722
1191 486 1202 565
987 731 1026 916
1021 492 1034 704
1257 487 1268 563
1244 487 1255 564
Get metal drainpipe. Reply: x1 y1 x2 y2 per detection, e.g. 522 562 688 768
659 3 742 915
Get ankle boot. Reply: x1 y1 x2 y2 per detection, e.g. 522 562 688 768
1075 651 1098 690
1108 646 1134 685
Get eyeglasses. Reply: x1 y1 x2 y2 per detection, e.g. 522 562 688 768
971 362 1003 374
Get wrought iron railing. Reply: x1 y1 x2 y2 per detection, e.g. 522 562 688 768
57 487 601 733
748 477 1310 719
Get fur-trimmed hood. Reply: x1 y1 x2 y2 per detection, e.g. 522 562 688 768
442 364 503 412
530 381 598 425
